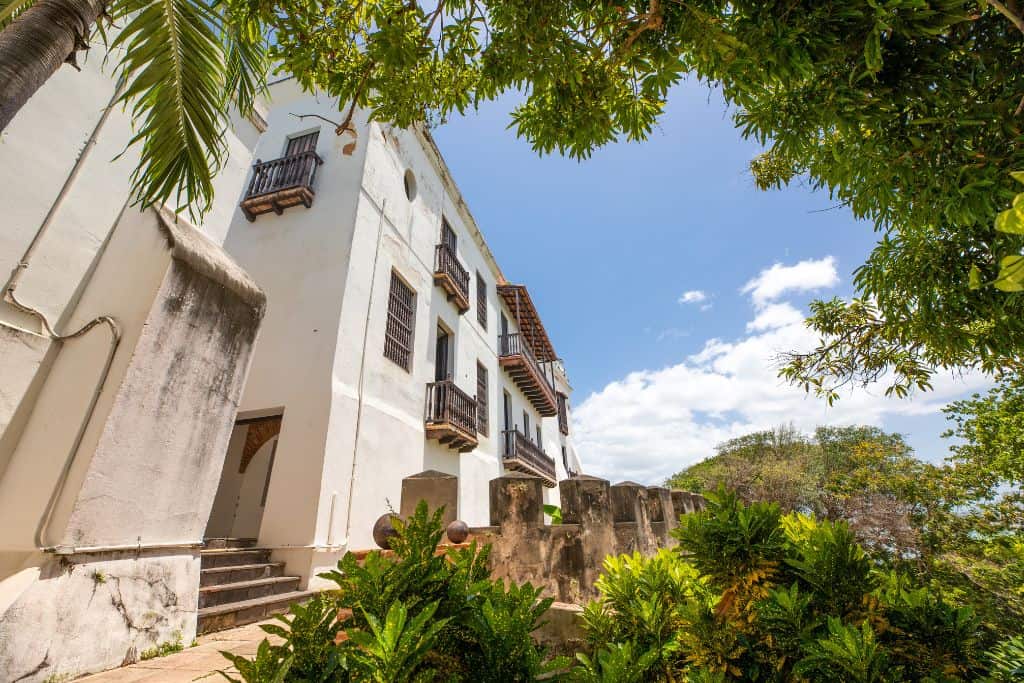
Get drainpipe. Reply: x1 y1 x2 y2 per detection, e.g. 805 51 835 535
340 198 387 546
0 78 126 552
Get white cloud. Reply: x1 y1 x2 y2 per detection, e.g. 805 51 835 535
679 290 707 305
741 256 839 307
746 302 805 332
572 257 988 484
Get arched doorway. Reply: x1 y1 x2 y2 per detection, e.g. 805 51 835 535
205 414 281 540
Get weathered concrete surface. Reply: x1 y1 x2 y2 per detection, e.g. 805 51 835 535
404 472 702 605
532 602 586 658
0 208 265 682
0 549 200 682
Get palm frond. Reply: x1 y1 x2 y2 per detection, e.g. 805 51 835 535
110 0 267 219
217 1 268 117
0 0 37 30
111 0 228 218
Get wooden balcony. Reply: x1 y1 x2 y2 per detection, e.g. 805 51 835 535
240 151 323 221
433 244 470 313
502 429 556 487
424 380 478 452
498 333 558 417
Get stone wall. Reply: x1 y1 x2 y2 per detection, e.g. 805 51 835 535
397 471 705 605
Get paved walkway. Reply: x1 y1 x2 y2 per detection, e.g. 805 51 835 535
78 621 282 682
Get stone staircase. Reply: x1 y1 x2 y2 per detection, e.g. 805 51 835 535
197 538 316 635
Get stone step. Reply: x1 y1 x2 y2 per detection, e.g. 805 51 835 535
200 562 286 587
200 548 271 569
199 575 301 608
197 590 318 635
203 537 258 550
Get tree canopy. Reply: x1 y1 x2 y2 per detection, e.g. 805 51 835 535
4 0 1023 394
240 0 1024 399
667 409 1024 638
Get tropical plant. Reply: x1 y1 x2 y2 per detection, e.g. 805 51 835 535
219 501 565 682
983 636 1024 682
572 488 988 681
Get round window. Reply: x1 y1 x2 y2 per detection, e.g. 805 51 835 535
403 169 417 201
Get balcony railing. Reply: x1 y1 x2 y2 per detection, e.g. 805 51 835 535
502 429 556 486
424 380 478 452
498 333 558 416
240 150 323 221
433 244 471 313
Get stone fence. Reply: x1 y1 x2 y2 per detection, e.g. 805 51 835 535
386 470 706 605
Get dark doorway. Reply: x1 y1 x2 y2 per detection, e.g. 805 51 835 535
435 326 450 381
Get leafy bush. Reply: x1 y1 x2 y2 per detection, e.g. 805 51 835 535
573 486 989 681
983 636 1024 682
219 502 566 682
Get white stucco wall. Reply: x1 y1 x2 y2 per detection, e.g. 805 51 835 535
0 51 266 681
220 87 582 585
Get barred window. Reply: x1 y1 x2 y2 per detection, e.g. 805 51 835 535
476 272 487 329
476 362 489 436
384 272 415 371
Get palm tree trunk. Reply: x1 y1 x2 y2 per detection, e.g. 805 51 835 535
0 0 104 131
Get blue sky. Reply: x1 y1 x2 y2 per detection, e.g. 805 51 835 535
431 79 989 483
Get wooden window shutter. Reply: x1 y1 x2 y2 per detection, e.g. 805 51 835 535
476 272 487 329
476 362 489 436
384 272 415 370
286 130 319 156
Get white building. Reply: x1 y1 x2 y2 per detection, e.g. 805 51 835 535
0 58 582 680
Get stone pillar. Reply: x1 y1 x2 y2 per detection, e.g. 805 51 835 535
400 470 458 526
646 486 676 546
490 471 545 527
610 481 656 555
560 475 614 601
672 490 695 517
485 473 546 596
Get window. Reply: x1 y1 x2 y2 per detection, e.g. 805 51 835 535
503 391 512 431
435 325 450 381
523 411 530 437
557 393 569 435
384 272 415 370
441 219 457 253
286 130 319 155
561 446 569 474
476 362 489 436
403 169 417 201
476 272 487 329
536 425 542 447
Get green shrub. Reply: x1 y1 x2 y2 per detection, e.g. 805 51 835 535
573 485 987 681
219 502 566 682
983 636 1024 682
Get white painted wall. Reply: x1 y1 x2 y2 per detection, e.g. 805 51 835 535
0 46 260 543
221 87 583 585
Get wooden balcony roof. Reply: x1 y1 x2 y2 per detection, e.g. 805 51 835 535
497 284 557 362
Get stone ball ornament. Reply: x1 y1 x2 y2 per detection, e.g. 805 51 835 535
373 513 398 549
446 519 469 544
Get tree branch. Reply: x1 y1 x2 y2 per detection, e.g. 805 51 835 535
988 0 1024 33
